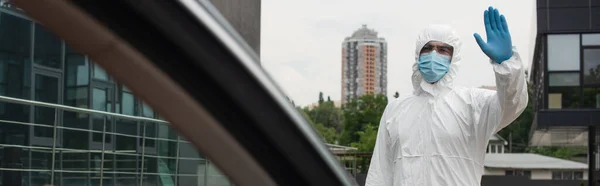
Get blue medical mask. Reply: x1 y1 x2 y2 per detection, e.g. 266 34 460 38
418 50 451 83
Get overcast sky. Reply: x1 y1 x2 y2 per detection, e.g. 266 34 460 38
260 0 536 106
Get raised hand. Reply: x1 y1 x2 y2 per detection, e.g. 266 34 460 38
474 6 513 64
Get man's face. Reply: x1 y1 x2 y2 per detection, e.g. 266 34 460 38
419 41 454 59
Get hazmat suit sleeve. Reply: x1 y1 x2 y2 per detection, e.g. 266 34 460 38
473 47 528 143
365 101 395 186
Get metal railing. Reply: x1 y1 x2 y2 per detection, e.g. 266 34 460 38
0 95 168 124
325 143 358 151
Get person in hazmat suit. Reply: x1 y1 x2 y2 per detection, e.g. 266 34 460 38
365 6 528 186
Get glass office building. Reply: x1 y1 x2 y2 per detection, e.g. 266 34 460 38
0 7 231 186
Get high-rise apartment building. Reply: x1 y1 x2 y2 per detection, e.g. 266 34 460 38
341 25 387 104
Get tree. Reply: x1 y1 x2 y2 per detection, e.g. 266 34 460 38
339 94 388 146
351 124 379 173
393 91 399 98
313 122 338 143
526 146 586 160
309 96 343 130
318 92 324 105
299 93 343 143
351 124 378 152
299 108 338 143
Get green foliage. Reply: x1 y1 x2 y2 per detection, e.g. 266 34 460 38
299 108 338 143
349 124 380 173
351 124 378 152
298 92 342 144
297 93 387 149
313 122 338 143
526 146 586 160
309 98 343 130
339 94 387 146
318 92 324 104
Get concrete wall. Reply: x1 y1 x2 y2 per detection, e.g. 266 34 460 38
485 168 588 180
532 170 552 180
486 169 556 180
485 168 505 176
209 0 261 57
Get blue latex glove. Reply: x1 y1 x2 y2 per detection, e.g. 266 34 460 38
474 6 513 64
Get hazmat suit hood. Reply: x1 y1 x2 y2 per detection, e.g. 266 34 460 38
412 24 462 96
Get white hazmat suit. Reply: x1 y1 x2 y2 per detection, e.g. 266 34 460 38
364 24 528 186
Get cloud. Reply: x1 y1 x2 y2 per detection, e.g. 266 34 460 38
261 0 536 106
263 64 316 105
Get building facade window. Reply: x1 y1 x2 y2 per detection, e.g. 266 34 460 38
552 171 584 180
549 73 580 87
505 170 531 178
582 34 600 46
545 33 600 109
34 23 62 69
547 34 580 71
32 72 60 139
93 63 109 81
584 49 600 85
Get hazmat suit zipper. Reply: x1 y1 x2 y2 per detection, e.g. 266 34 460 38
426 98 434 185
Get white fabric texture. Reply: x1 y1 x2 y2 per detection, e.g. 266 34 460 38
365 24 528 186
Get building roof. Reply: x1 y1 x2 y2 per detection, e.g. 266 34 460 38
489 133 508 145
351 24 379 39
326 143 358 155
484 153 587 170
344 24 386 41
489 133 505 141
326 143 357 151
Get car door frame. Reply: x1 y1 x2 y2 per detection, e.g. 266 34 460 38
13 0 354 185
